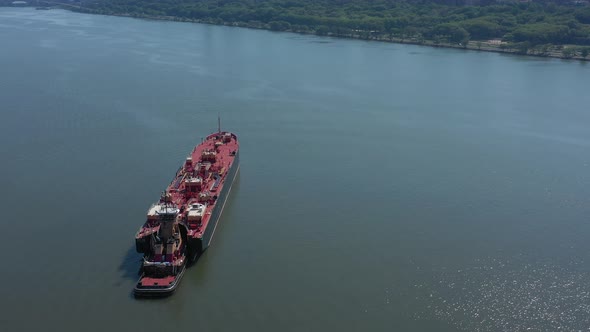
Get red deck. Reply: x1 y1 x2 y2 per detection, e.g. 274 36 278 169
139 276 176 287
136 132 239 241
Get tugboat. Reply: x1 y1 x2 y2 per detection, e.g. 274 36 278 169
133 194 187 296
134 123 239 297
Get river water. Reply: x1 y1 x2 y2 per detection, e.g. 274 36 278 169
2 8 590 332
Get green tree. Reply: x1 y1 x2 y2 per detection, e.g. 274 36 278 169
461 19 504 40
562 47 576 59
575 8 590 24
316 25 330 36
515 42 531 55
269 21 291 31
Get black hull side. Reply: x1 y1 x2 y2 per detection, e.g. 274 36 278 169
187 237 202 261
135 237 149 254
201 150 239 252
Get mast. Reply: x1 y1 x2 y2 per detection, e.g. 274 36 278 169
218 114 221 133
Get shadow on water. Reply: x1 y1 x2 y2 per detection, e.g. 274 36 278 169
118 245 143 282
116 244 143 299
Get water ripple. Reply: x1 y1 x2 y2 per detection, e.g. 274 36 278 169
416 256 590 331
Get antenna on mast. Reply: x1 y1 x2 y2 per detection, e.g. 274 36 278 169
218 114 221 133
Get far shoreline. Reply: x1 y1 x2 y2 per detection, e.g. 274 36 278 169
10 5 590 62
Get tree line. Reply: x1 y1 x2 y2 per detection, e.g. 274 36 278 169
59 0 590 47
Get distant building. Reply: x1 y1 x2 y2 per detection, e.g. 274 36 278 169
488 39 505 45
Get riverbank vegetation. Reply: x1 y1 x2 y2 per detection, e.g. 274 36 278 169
11 0 590 59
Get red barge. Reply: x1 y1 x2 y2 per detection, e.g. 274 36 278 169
133 128 239 296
